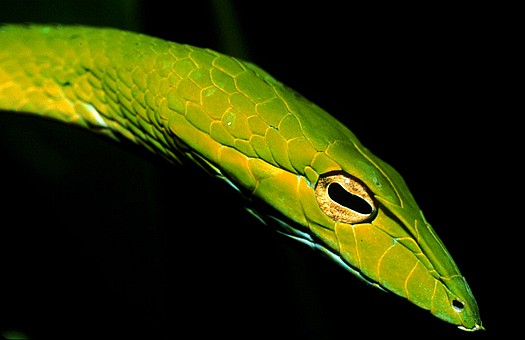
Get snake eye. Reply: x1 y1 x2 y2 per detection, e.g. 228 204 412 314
315 172 377 224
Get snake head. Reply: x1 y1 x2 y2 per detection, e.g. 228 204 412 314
241 83 483 331
310 141 483 331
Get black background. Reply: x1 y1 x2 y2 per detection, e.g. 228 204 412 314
0 1 518 339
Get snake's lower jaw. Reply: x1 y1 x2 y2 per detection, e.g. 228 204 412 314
459 323 485 332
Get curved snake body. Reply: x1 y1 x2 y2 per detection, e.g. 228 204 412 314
0 24 482 331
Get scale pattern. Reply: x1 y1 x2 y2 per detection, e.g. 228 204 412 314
0 24 482 331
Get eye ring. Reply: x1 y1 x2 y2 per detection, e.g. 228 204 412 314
315 172 377 224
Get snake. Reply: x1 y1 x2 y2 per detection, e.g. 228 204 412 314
0 24 483 331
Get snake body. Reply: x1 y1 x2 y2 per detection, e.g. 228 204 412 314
0 24 482 331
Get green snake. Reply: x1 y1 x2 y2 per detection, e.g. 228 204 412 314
0 24 483 331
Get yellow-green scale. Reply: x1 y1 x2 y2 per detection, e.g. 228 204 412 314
0 24 483 331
